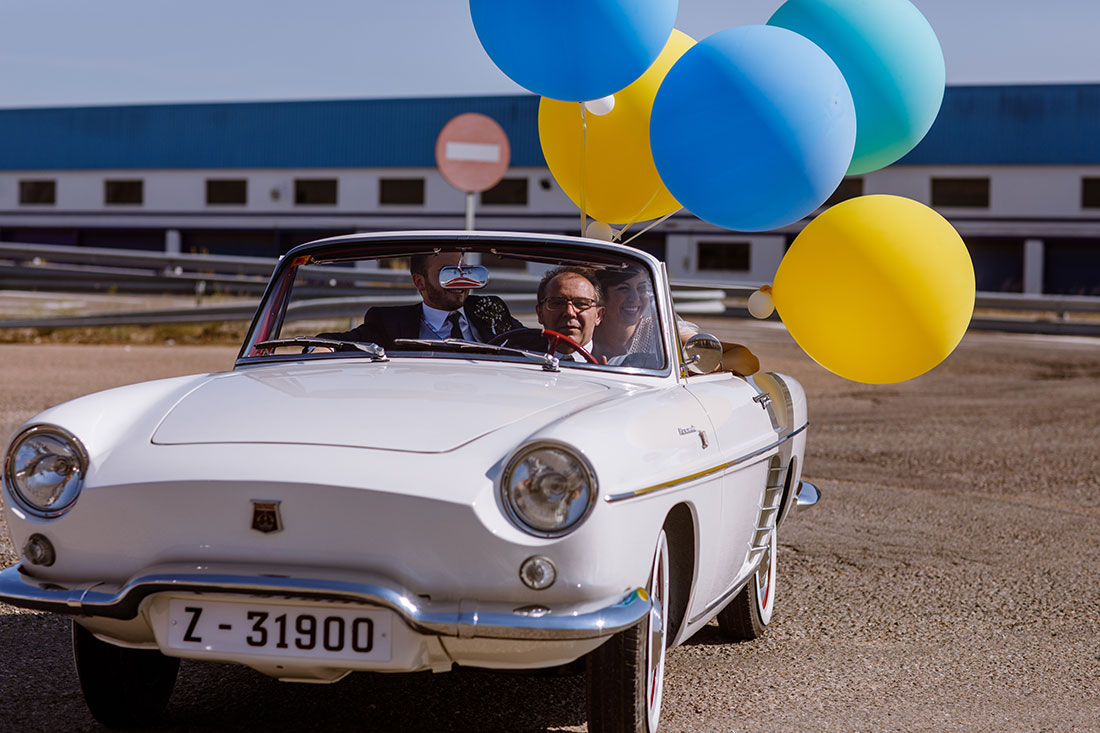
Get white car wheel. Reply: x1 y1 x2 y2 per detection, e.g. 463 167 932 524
645 529 670 731
587 528 670 732
717 528 776 640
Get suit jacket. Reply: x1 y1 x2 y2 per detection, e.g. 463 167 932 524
318 294 523 350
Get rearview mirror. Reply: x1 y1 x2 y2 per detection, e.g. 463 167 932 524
683 333 723 375
439 265 489 290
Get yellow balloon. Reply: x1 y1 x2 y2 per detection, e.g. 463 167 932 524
772 195 974 384
539 29 694 225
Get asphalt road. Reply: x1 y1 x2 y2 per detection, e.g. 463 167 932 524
1 321 1098 732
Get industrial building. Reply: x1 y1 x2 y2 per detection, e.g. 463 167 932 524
0 84 1097 295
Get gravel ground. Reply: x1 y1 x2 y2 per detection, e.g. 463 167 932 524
1 322 1098 732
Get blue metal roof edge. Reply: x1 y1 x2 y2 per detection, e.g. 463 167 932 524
0 84 1096 171
0 94 545 170
900 83 1100 165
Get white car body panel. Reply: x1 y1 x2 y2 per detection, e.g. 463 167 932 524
1 230 813 697
151 361 616 452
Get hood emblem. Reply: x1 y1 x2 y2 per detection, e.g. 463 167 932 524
251 500 283 534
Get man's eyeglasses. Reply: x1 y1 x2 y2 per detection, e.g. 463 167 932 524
539 296 600 312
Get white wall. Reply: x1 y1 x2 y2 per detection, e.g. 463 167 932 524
2 164 1099 293
868 165 1100 218
666 232 786 285
6 164 1100 221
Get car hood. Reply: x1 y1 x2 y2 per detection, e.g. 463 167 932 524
151 360 616 453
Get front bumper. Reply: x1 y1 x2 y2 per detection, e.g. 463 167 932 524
0 562 649 642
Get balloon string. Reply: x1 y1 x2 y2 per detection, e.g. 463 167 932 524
579 102 588 238
620 208 681 246
614 188 662 242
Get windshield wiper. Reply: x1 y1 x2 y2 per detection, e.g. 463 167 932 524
254 337 387 360
392 338 560 371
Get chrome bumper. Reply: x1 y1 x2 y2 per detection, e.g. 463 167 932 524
795 480 821 509
0 563 649 641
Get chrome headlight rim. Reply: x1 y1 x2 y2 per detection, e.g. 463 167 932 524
500 440 598 538
4 424 89 518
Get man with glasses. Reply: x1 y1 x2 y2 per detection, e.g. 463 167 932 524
535 267 604 360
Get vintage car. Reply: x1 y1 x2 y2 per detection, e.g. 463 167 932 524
0 231 818 731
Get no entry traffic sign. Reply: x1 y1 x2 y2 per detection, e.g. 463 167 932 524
435 113 511 194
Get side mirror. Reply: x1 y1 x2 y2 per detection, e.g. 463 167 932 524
683 333 723 375
439 265 489 290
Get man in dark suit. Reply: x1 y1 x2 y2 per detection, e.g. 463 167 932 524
318 252 523 349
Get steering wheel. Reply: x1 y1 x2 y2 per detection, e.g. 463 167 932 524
488 328 599 364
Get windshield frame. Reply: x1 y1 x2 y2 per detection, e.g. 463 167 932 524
235 231 676 378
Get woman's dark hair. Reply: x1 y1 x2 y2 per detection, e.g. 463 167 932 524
594 266 646 291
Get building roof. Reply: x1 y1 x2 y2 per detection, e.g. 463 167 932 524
0 96 542 170
899 84 1100 165
0 84 1096 171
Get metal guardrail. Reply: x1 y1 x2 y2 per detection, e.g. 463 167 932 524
670 277 1100 314
0 241 279 276
4 291 1096 335
0 241 537 295
1 240 1097 334
0 290 721 329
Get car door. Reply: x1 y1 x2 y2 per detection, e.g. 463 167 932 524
683 371 778 607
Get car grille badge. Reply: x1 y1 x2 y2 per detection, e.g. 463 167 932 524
250 500 283 534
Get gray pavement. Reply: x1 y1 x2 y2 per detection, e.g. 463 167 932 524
1 322 1097 731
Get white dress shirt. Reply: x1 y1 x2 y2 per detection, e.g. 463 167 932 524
419 303 481 341
556 341 595 362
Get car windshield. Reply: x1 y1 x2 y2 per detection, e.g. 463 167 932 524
239 237 670 373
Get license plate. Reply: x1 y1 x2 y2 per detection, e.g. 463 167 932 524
166 598 392 662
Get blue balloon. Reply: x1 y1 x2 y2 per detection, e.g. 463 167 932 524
470 0 678 102
768 0 945 175
650 25 856 232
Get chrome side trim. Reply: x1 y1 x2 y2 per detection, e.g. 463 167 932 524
604 422 809 503
689 574 752 626
0 564 648 642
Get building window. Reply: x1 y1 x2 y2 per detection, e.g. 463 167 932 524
379 178 425 205
964 237 1023 293
931 177 990 208
698 241 750 272
481 177 528 205
823 177 863 208
1044 237 1100 296
294 178 338 205
206 179 247 205
1082 178 1100 208
105 179 143 205
19 179 56 205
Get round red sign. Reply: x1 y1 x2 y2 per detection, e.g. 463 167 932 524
435 113 511 193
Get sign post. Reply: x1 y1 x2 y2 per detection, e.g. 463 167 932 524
435 113 511 231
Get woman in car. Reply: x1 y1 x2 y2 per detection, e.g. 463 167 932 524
592 268 659 363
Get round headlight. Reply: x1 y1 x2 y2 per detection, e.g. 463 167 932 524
4 426 88 517
501 443 596 536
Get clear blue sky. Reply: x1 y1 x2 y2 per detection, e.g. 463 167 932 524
1 0 1096 109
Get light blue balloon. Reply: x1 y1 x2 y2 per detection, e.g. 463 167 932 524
650 25 856 232
768 0 945 175
469 0 677 102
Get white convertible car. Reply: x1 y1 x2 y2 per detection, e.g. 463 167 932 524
0 231 817 731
